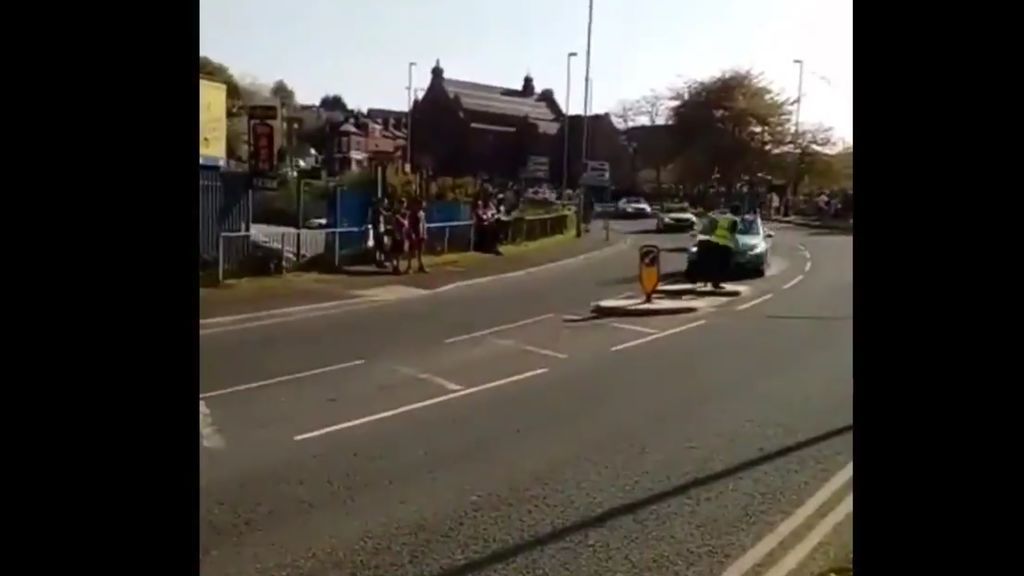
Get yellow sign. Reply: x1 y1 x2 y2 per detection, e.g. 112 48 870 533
200 78 227 166
638 244 661 301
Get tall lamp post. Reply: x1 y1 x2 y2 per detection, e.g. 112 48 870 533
786 58 802 215
406 61 417 172
562 51 578 197
578 0 594 238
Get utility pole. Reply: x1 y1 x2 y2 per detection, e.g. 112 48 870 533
406 61 417 172
562 52 578 197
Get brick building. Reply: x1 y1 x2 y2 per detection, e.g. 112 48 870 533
411 60 563 182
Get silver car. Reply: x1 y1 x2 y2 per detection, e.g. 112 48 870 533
687 214 774 277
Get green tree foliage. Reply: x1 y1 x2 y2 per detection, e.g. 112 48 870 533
319 94 349 112
271 80 297 109
669 70 793 188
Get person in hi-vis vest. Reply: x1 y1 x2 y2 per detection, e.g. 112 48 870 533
706 204 742 289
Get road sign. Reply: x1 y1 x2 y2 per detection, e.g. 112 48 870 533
638 244 661 302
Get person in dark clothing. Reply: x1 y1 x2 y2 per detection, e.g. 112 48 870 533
369 197 387 269
405 197 427 274
390 198 409 274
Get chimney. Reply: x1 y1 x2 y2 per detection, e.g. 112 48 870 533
521 73 536 97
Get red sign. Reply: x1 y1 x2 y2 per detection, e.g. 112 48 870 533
250 121 275 175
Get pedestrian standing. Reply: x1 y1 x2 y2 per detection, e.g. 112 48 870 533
390 197 409 274
405 197 428 274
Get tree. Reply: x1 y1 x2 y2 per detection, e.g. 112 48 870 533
271 80 296 109
319 94 348 112
669 69 793 191
636 90 668 125
611 100 639 129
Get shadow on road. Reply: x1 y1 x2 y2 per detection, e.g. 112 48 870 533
428 423 854 576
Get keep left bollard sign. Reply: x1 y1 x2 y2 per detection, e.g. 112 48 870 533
638 244 661 302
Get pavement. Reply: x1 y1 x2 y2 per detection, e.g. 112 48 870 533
199 217 853 576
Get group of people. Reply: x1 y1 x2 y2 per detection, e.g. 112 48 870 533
368 196 427 275
472 195 508 255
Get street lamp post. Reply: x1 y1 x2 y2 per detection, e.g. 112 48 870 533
562 52 578 198
788 58 804 216
578 0 594 238
406 61 417 172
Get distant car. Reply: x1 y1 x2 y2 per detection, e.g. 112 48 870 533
687 214 775 278
656 210 699 233
616 197 652 218
304 218 328 229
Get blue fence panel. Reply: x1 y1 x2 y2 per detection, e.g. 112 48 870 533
199 168 251 262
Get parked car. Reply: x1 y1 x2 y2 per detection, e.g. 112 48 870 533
616 197 652 218
655 210 699 233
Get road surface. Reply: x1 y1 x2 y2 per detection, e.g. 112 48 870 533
200 220 853 576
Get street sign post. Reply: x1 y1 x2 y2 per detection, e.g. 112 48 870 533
638 244 661 302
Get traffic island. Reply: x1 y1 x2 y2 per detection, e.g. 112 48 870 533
591 295 700 317
655 283 748 298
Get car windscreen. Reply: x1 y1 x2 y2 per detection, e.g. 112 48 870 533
737 217 761 235
622 198 645 205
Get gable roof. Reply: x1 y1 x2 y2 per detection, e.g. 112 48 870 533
442 78 561 134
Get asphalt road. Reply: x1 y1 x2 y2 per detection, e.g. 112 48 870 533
199 219 853 576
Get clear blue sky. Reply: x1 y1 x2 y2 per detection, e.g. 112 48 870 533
200 0 852 144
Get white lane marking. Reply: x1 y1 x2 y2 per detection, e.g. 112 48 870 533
562 314 585 321
394 366 463 391
199 401 226 449
782 275 804 290
444 314 554 344
718 462 852 576
804 260 812 272
735 293 774 311
610 320 706 351
199 297 375 326
797 243 807 252
200 359 366 399
490 337 569 359
200 301 387 335
294 368 550 440
763 493 853 576
610 322 661 334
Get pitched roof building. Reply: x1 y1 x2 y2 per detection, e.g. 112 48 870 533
411 59 564 181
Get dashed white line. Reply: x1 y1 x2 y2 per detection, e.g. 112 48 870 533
200 359 366 399
490 337 569 359
393 366 464 391
762 493 853 576
294 368 550 440
610 322 661 334
444 314 554 343
718 462 852 576
610 320 706 351
804 260 812 272
782 275 804 290
735 293 774 311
